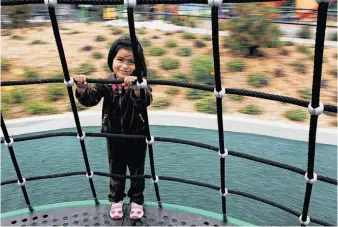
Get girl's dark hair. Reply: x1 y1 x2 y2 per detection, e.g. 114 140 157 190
107 36 148 78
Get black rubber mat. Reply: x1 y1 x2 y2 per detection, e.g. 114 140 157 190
2 203 229 226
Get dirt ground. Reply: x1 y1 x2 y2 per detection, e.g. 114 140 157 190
1 21 337 128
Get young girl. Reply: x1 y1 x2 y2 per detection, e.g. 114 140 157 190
73 36 152 220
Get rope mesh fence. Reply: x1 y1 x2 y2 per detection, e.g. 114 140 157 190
1 0 336 226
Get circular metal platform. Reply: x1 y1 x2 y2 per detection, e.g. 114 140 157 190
1 201 251 226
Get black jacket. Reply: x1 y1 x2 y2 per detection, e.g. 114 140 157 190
75 74 152 135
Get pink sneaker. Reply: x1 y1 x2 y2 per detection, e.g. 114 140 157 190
130 202 144 220
110 201 124 219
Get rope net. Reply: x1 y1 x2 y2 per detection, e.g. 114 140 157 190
1 0 336 226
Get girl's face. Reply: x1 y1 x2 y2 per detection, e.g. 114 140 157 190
113 48 135 80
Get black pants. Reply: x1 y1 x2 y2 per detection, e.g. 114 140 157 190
107 138 147 205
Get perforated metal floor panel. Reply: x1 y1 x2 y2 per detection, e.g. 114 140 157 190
2 204 229 226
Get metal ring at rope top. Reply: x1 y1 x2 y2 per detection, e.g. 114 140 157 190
208 0 222 7
124 0 136 8
44 0 57 7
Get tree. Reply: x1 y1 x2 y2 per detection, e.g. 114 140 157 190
2 5 32 28
227 3 281 57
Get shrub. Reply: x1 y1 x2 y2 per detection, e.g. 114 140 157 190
299 89 312 100
182 32 196 40
9 89 26 104
166 87 180 95
170 17 184 26
328 32 337 41
2 5 31 28
77 63 95 75
227 3 280 56
185 89 210 101
298 27 312 39
285 109 307 122
192 55 214 86
166 40 177 48
140 39 151 48
46 85 66 102
202 36 211 41
230 94 244 102
152 98 170 109
330 70 337 77
290 61 306 73
176 30 184 33
81 45 93 51
227 59 245 72
280 40 294 46
297 46 311 55
65 30 80 35
148 69 159 79
92 52 103 59
138 29 146 35
2 30 11 36
194 40 206 48
239 104 262 115
172 72 190 82
177 48 192 57
31 40 47 45
95 35 106 42
112 29 123 35
331 120 337 127
25 69 39 80
196 97 218 114
160 58 180 70
164 31 173 35
1 58 11 71
150 47 166 56
27 102 58 115
223 36 232 48
11 35 25 40
248 73 269 88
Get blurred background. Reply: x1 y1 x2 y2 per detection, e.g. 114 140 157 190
1 0 337 127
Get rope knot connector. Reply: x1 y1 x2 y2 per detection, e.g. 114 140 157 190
151 175 159 183
304 172 318 184
218 148 228 158
17 178 27 187
137 79 148 89
214 88 226 98
86 171 94 179
219 188 228 197
308 102 324 116
64 77 74 87
146 136 154 145
4 138 14 147
299 215 310 225
77 132 86 141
